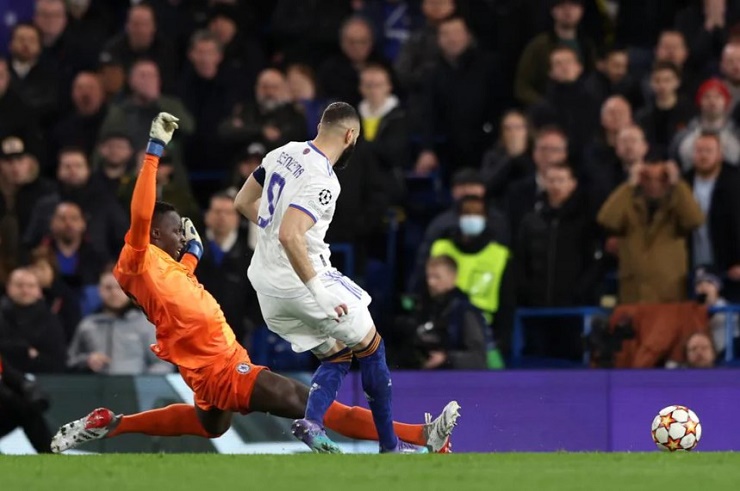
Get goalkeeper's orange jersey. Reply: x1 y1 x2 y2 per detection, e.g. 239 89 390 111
113 154 237 370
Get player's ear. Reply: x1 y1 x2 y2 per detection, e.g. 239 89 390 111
151 227 160 240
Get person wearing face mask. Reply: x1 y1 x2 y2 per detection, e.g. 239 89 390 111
407 169 509 298
515 162 603 360
429 195 514 356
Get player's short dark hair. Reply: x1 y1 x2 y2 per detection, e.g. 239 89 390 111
152 201 177 223
652 61 681 79
427 255 458 272
320 102 359 127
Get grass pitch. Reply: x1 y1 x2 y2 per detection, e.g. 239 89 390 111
2 453 739 491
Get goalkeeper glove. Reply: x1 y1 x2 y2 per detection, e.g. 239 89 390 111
147 112 179 157
181 217 203 261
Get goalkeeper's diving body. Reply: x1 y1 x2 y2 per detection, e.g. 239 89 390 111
50 113 459 454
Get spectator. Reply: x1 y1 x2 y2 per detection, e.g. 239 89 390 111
26 244 80 343
197 192 259 344
96 56 126 104
505 126 568 236
584 124 648 210
671 78 740 170
597 158 704 304
394 0 455 94
480 110 534 205
24 147 128 260
429 195 515 351
99 3 177 92
50 71 107 159
583 95 633 182
90 132 136 202
636 61 695 156
694 265 739 356
529 46 599 157
683 332 717 369
408 169 510 295
516 162 603 307
98 59 194 175
675 0 740 76
205 5 265 101
7 22 59 127
686 132 740 301
515 162 603 359
720 42 740 110
33 0 97 91
226 142 265 196
178 29 239 171
356 63 409 204
324 127 390 278
642 30 701 104
585 47 644 109
0 136 55 260
0 57 42 155
392 255 490 370
218 68 307 158
317 16 388 107
0 354 53 453
286 63 329 138
67 270 171 375
414 15 502 178
40 201 106 314
0 268 65 373
514 0 597 107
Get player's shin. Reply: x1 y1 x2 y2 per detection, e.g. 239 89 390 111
305 348 352 424
355 333 399 451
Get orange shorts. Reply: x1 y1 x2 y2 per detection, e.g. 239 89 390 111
178 344 267 414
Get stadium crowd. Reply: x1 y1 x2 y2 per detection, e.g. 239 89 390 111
0 0 739 375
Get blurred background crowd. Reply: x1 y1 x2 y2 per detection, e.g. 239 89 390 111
0 0 739 378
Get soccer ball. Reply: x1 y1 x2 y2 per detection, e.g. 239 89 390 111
651 405 702 451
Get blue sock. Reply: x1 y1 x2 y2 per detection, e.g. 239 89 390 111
356 335 398 451
305 348 352 425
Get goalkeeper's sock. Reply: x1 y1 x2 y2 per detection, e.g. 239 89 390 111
355 333 399 451
324 402 425 446
107 404 216 438
304 348 352 425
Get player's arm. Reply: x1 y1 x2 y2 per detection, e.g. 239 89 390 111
128 113 180 250
234 168 264 224
279 207 347 319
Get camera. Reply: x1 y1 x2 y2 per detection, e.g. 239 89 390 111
586 315 635 368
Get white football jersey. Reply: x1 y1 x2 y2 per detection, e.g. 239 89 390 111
248 141 341 297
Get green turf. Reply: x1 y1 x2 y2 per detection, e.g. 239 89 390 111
1 453 739 491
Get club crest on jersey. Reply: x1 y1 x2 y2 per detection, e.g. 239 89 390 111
319 189 332 205
236 363 251 374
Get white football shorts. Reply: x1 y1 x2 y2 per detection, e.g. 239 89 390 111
256 269 373 355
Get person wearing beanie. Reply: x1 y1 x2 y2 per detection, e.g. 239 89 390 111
693 265 739 356
670 77 740 169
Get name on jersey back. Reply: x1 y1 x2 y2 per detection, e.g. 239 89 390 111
277 151 305 178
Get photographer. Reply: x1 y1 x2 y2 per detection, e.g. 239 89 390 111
393 256 491 370
597 156 704 304
0 354 53 453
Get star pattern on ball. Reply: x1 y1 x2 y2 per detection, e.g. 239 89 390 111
318 189 332 205
666 437 682 451
659 414 674 429
684 419 698 435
